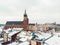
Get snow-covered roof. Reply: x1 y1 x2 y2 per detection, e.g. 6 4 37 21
8 31 20 37
19 41 29 45
19 37 27 42
45 33 60 45
0 27 2 33
41 32 51 39
8 41 29 45
35 32 51 40
0 38 3 41
7 28 11 30
13 28 23 30
0 38 3 44
18 31 27 37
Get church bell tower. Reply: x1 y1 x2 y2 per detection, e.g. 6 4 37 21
23 10 29 31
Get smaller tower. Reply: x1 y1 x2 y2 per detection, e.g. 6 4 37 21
23 10 29 31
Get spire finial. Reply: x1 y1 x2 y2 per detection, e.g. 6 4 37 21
24 9 27 17
25 9 26 14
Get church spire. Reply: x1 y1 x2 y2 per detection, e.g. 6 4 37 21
24 10 27 17
25 10 26 14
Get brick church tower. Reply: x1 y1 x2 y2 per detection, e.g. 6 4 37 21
3 10 29 30
23 10 29 31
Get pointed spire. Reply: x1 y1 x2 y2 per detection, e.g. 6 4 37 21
25 9 26 14
24 9 27 17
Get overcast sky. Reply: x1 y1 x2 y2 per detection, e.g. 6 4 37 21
0 0 60 24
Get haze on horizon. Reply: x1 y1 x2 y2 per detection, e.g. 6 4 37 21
0 0 60 24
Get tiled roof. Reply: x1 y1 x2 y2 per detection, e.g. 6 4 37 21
6 21 23 26
29 24 35 26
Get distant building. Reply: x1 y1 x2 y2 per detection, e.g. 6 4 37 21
43 23 56 31
3 10 38 31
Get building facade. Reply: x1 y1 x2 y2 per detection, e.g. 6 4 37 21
3 10 38 31
3 10 28 31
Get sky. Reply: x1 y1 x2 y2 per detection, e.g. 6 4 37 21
0 0 60 24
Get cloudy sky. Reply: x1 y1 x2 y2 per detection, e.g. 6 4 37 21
0 0 60 24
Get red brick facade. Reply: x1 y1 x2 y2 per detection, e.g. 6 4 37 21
3 10 29 30
3 10 38 31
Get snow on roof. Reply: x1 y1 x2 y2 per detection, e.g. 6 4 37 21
0 38 3 41
7 28 11 30
0 38 3 44
19 31 27 37
7 42 17 45
8 41 29 45
41 32 51 39
45 33 60 45
17 31 33 39
35 33 44 39
35 32 51 39
0 27 2 32
19 41 29 45
19 36 33 42
19 37 27 42
4 30 10 34
13 28 23 30
8 31 20 37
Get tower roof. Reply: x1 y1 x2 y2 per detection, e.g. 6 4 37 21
24 10 27 17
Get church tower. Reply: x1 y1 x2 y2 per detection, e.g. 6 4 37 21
23 10 29 31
